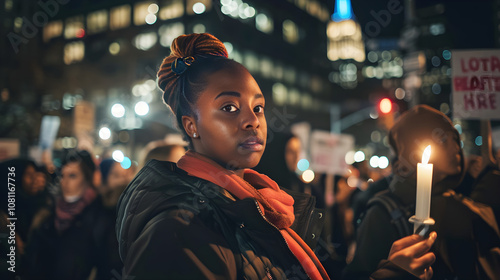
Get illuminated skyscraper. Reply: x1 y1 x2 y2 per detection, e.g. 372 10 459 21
327 0 365 63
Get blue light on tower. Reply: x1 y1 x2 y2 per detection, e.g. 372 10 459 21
333 0 354 22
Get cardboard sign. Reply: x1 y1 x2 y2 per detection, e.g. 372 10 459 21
39 115 60 150
310 130 354 175
452 49 500 120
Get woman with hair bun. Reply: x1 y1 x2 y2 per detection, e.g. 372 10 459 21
116 33 436 280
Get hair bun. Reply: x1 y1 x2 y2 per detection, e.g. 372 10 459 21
157 33 228 109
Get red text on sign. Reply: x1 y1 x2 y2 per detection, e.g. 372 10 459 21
463 93 497 110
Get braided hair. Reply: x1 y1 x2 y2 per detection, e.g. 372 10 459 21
157 33 241 145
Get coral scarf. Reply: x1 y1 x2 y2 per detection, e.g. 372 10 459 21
177 151 329 280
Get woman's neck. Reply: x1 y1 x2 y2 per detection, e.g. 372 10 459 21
233 169 244 178
189 149 246 178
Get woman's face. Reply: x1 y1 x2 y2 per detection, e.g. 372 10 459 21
186 65 267 170
22 165 36 195
107 162 131 189
60 162 88 197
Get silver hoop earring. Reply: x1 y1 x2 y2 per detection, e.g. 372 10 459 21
193 133 197 138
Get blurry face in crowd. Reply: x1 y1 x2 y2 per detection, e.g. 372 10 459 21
22 165 37 195
183 65 267 173
285 137 301 172
60 162 89 198
430 130 462 180
107 162 131 189
32 171 47 194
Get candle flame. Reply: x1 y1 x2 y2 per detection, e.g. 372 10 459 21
422 145 431 164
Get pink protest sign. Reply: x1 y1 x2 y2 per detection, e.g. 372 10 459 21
452 50 500 120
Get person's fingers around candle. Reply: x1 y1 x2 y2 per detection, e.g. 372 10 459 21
407 231 438 257
388 232 437 278
389 232 426 253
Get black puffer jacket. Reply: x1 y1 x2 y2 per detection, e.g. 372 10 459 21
116 160 325 279
117 160 421 279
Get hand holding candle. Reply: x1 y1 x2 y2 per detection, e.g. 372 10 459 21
410 145 435 235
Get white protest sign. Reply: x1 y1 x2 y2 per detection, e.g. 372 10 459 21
310 130 354 175
452 49 500 120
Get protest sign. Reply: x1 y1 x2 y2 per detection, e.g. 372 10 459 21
452 49 500 120
310 130 354 175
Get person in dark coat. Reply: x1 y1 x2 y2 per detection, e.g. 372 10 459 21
22 150 118 280
344 105 500 280
254 131 306 193
116 33 437 280
0 158 51 280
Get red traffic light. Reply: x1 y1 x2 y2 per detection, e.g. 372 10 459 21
379 98 392 114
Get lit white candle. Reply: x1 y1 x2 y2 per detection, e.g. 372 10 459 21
416 145 433 220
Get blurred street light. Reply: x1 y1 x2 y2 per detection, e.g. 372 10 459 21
134 101 149 116
98 127 111 140
111 103 125 118
379 98 392 114
369 155 379 168
354 150 365 162
112 150 124 162
302 170 315 183
378 156 389 169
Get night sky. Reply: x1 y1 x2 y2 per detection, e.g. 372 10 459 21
325 0 496 49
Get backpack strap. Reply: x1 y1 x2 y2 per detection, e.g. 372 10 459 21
366 191 413 237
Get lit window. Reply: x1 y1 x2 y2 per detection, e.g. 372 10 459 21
283 19 299 44
319 6 330 21
301 93 313 109
43 20 62 42
192 23 206 33
87 10 108 34
256 12 273 34
272 83 287 106
64 41 85 64
223 42 233 54
260 57 273 77
273 64 284 80
310 76 322 93
64 16 84 39
289 88 300 106
133 32 157 51
295 0 307 9
134 2 155 26
306 1 319 18
187 0 211 15
230 49 243 64
243 52 259 73
159 23 184 47
429 23 445 35
5 0 13 11
159 0 184 20
110 5 131 30
284 67 296 84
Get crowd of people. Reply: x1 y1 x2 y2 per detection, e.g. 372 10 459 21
0 140 187 279
1 32 500 280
